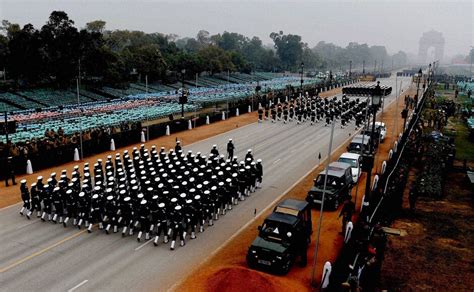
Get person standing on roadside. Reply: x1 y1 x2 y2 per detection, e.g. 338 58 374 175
339 198 355 234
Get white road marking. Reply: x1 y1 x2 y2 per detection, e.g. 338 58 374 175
67 280 88 292
15 220 39 230
134 239 153 251
0 202 21 211
272 159 281 164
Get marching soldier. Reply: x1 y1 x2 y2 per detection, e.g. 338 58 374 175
175 141 182 153
136 199 151 242
41 184 52 221
210 145 219 156
119 195 134 237
169 205 185 250
104 193 118 234
153 202 169 245
19 180 31 219
30 182 42 218
256 159 263 188
63 189 75 227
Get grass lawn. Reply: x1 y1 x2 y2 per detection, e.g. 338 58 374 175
449 117 474 161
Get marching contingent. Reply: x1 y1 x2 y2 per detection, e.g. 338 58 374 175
258 92 370 129
18 141 263 250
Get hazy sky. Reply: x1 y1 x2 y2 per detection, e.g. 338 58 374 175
1 0 472 57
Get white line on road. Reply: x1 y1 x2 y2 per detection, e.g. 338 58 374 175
0 202 21 211
15 220 39 230
272 158 281 164
67 280 88 292
134 239 153 251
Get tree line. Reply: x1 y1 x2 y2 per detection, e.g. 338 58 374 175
0 11 408 88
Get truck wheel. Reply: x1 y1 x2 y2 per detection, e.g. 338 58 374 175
281 259 292 275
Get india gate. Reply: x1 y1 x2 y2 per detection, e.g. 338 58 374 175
418 30 445 63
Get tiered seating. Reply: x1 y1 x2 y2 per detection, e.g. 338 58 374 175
0 101 20 112
79 89 110 101
20 89 94 107
0 92 44 109
100 87 128 98
7 99 199 143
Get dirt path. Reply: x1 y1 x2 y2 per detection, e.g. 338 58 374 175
174 84 418 291
379 171 474 290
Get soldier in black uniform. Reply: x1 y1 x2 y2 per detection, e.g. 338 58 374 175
88 192 103 233
210 145 219 156
202 190 214 226
136 199 151 241
257 107 263 122
41 184 52 221
119 195 133 237
104 193 118 234
153 202 169 245
255 159 263 188
4 156 16 187
169 205 185 250
76 191 88 229
19 180 31 219
283 106 289 124
175 141 182 153
30 182 42 218
63 189 75 227
183 199 197 240
271 106 277 123
227 139 235 160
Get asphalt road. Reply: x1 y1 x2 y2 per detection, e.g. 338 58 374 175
0 76 411 292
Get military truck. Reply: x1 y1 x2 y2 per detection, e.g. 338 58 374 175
306 162 353 210
247 199 312 274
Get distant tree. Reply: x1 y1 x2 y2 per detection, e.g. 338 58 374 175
7 23 45 83
0 20 21 38
121 44 166 81
0 34 8 72
184 38 201 53
196 30 211 46
40 11 80 86
169 51 203 76
198 45 234 74
270 31 304 70
85 20 106 33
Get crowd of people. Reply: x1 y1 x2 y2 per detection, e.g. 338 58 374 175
18 141 263 250
258 92 369 128
1 121 141 183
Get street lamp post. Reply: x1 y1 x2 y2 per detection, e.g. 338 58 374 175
180 69 186 118
415 68 422 106
427 63 432 84
363 81 382 212
300 62 304 95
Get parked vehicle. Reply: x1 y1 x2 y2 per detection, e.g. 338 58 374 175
247 199 312 274
338 152 362 183
306 162 353 210
347 134 372 154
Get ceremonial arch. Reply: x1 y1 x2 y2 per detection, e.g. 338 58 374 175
418 30 444 63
